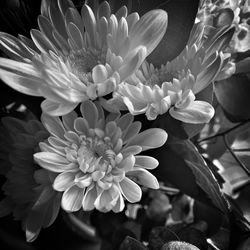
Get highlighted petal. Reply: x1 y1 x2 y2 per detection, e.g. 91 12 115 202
92 64 108 83
53 171 75 191
82 185 97 211
135 155 159 169
34 152 76 173
127 128 168 151
129 9 168 56
62 185 84 212
170 101 215 124
119 177 142 203
41 99 78 116
0 69 41 96
127 168 159 189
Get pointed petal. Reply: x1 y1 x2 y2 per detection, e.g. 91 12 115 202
170 100 215 124
126 128 168 151
119 177 142 203
0 68 41 96
62 185 84 212
34 152 76 173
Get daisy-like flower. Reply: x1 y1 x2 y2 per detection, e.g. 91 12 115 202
34 100 168 213
0 117 61 242
0 0 168 116
107 21 235 123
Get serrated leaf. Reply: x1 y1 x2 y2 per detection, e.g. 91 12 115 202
215 74 250 122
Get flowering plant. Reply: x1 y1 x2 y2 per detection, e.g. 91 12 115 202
0 0 250 249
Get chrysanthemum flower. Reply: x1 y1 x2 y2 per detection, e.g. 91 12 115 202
34 100 168 213
107 21 229 123
0 0 168 116
0 117 61 242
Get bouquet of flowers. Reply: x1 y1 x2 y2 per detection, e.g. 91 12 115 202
0 0 250 249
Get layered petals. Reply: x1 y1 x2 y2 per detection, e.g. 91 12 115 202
0 1 168 116
34 101 167 213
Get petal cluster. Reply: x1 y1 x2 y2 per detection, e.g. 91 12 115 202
0 0 168 116
34 101 168 213
0 117 61 242
108 21 234 124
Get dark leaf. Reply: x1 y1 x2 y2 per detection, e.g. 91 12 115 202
152 138 229 214
148 226 179 250
119 236 148 250
215 74 250 122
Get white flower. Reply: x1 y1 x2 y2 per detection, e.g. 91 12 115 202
0 117 61 242
107 21 229 124
34 100 168 213
0 0 168 116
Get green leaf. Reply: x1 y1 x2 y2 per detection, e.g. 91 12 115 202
215 74 250 122
152 138 229 214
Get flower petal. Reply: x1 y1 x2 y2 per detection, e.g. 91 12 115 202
80 100 99 128
34 152 76 173
126 128 168 151
119 177 142 203
82 185 97 211
135 155 159 169
94 185 119 212
53 171 75 191
128 9 168 56
127 168 159 189
61 185 84 212
169 100 215 124
41 99 78 116
41 113 65 139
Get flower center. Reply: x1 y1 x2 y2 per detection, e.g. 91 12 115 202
67 49 100 82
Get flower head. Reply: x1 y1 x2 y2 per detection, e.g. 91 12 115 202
0 0 168 116
107 21 230 123
34 100 168 213
0 117 61 242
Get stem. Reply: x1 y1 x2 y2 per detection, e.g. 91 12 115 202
232 148 250 152
198 119 250 143
223 135 250 178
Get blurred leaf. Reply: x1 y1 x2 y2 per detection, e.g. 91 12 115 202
119 236 147 250
152 138 229 214
148 226 179 250
0 0 40 36
177 227 208 250
130 0 199 65
193 200 227 236
0 83 42 119
215 74 250 122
